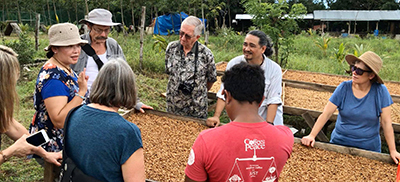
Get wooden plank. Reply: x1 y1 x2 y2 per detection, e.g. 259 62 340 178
301 112 329 142
44 161 55 182
283 78 400 103
283 105 338 121
217 70 224 76
285 105 400 133
122 109 208 127
284 68 400 85
283 79 337 92
294 137 394 164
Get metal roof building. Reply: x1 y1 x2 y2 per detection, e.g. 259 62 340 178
313 10 400 21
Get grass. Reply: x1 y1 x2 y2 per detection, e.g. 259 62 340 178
2 31 400 180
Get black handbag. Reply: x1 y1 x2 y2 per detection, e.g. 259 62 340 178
59 105 102 182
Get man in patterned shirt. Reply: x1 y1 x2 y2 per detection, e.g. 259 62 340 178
165 16 217 119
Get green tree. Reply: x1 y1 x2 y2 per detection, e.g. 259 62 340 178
288 0 325 13
243 0 307 67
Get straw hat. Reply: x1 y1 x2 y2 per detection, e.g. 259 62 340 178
345 51 383 84
79 8 121 26
44 23 88 51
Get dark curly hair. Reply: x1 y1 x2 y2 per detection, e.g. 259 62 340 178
248 30 274 57
222 62 265 104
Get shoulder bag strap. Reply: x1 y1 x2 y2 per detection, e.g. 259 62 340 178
193 41 199 83
81 44 104 70
62 105 83 159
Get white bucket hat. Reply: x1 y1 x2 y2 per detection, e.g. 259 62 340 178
79 8 121 26
44 23 88 51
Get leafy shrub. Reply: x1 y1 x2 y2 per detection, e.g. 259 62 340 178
3 32 36 64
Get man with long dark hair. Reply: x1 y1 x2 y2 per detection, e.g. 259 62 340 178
207 30 283 126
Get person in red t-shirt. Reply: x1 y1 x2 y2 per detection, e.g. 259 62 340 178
185 62 294 182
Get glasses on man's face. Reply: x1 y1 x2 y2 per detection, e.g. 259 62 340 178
92 26 111 34
351 65 372 75
179 31 195 39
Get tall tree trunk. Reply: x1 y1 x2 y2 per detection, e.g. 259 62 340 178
228 0 231 28
16 0 22 23
2 0 5 21
139 6 146 71
120 0 125 26
85 0 89 15
47 0 51 24
75 0 78 23
52 0 58 23
131 0 135 32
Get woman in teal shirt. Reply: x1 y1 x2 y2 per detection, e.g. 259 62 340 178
301 51 400 164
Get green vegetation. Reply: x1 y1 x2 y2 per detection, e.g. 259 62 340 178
2 32 400 180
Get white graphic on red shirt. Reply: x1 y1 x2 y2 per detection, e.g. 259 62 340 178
227 138 277 182
188 149 195 165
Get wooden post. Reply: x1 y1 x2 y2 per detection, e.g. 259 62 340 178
139 6 146 71
301 112 329 142
44 161 56 182
35 14 40 51
85 0 89 15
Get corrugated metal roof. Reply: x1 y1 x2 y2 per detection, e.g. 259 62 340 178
314 10 400 21
235 13 313 20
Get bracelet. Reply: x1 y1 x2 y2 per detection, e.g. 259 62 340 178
75 93 85 100
0 150 8 162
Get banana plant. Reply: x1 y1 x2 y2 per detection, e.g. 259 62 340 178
152 35 168 53
314 35 331 56
353 44 369 57
333 43 346 63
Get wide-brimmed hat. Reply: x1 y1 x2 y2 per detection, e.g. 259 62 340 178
79 8 121 26
345 51 383 84
44 23 88 51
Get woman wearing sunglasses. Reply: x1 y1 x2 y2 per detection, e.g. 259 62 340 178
301 51 400 164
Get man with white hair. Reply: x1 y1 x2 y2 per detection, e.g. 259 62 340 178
165 16 217 119
72 8 152 112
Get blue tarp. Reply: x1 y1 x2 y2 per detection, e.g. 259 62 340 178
153 12 206 35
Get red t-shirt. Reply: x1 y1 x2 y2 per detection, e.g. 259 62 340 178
185 121 294 182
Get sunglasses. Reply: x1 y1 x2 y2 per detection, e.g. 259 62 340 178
351 65 372 75
179 31 195 39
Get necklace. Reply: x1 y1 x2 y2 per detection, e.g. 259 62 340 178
52 56 72 75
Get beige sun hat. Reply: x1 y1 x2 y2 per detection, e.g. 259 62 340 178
345 51 383 84
79 8 121 26
44 23 88 51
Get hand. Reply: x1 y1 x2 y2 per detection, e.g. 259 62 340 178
77 68 89 94
389 150 400 164
206 116 220 128
138 104 153 113
301 135 316 147
43 151 62 167
8 134 36 157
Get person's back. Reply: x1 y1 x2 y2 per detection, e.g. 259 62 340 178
64 58 145 181
66 105 142 181
186 122 292 181
185 62 293 182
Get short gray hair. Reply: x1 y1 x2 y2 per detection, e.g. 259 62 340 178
90 57 137 109
182 16 203 36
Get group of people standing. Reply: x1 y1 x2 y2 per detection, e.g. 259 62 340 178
0 7 399 182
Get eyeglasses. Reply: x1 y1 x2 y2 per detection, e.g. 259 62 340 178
92 26 111 34
179 31 195 39
351 65 372 75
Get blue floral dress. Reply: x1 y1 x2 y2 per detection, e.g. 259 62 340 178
29 62 82 152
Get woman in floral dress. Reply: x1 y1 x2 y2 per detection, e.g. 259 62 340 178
30 23 88 153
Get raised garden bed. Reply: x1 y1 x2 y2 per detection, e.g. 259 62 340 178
122 110 396 181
